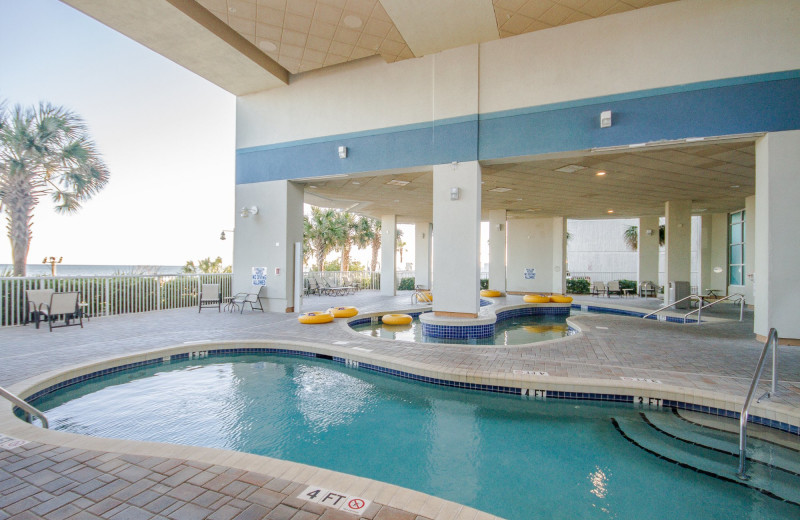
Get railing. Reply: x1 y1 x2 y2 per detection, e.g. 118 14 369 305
1 273 233 327
304 271 382 290
683 293 745 324
0 385 49 428
642 295 702 320
737 328 779 480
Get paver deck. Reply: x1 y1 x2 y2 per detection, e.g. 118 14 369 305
2 290 798 519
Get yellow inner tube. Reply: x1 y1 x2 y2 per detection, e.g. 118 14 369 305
298 311 334 324
415 291 433 303
480 289 502 297
382 313 413 325
327 306 358 318
549 295 573 303
523 294 550 303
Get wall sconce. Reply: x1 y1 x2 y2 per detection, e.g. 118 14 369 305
219 229 234 240
713 266 723 274
240 206 258 218
495 223 503 231
646 229 653 236
600 110 612 128
338 146 347 159
450 187 460 201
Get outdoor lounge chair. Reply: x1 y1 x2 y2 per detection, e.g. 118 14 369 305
38 291 82 331
199 283 221 312
25 289 54 327
230 286 266 313
590 281 606 297
606 280 623 297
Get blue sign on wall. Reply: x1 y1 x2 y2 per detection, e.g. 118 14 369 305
252 267 267 286
524 268 536 280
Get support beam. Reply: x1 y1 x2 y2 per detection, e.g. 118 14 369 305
754 130 800 343
380 215 397 296
638 216 659 286
432 161 481 317
664 200 692 303
552 218 567 294
414 222 432 289
488 209 507 293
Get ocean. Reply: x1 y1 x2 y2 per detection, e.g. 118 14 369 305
0 264 185 277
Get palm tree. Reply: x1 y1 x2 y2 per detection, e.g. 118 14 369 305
624 225 665 251
396 228 406 264
369 218 381 272
337 212 357 271
305 207 345 271
0 102 109 276
352 216 374 269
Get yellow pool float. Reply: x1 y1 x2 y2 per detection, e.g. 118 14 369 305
523 294 550 303
549 295 573 303
327 306 359 318
480 289 502 297
298 311 334 324
415 290 433 303
382 313 413 325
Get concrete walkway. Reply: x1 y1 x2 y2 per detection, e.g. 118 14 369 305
1 290 798 520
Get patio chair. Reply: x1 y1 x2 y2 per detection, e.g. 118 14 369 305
590 281 606 297
25 289 54 327
606 280 623 297
230 286 267 313
199 283 221 312
38 291 82 332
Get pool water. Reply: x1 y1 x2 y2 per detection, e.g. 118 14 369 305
31 355 799 520
350 312 582 345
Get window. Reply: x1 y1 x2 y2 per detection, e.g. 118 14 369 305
729 210 745 286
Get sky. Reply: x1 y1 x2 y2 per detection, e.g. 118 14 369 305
0 0 236 267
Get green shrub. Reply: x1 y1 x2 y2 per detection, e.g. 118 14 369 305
480 278 489 290
619 279 637 291
398 277 415 290
566 278 591 294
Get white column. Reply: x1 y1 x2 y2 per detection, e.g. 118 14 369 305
233 180 303 312
432 161 481 317
552 218 567 294
754 131 800 343
414 222 432 289
638 216 660 285
488 209 507 292
700 215 712 294
664 200 692 303
708 213 728 295
743 195 756 304
380 214 397 296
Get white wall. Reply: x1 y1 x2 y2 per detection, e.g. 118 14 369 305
507 218 564 293
236 0 800 150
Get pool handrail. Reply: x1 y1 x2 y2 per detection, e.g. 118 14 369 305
0 385 49 429
642 294 701 320
683 293 745 324
737 328 778 480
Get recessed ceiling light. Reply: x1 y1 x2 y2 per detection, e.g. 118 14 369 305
386 179 409 186
343 15 362 28
259 40 277 52
228 7 236 13
730 185 740 189
515 198 523 201
595 171 606 176
393 199 399 203
696 208 707 212
489 187 512 192
555 164 586 173
351 181 360 185
309 185 317 188
607 210 614 214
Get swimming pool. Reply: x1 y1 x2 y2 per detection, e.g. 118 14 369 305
350 312 582 345
27 353 800 519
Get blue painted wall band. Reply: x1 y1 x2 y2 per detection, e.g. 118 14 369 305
236 71 800 185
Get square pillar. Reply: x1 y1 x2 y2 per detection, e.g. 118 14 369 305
233 180 303 312
380 214 397 296
432 161 481 317
488 209 507 292
664 200 692 303
638 216 660 285
707 213 728 295
414 222 432 289
754 131 800 343
552 218 567 294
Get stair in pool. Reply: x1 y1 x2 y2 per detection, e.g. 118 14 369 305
612 408 800 507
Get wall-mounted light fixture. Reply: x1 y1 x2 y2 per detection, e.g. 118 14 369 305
600 110 612 128
240 206 258 218
450 187 460 201
219 229 234 240
338 146 347 159
495 223 503 231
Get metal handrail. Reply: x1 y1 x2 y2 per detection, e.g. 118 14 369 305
737 328 778 480
0 386 49 428
642 294 702 320
683 293 745 324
